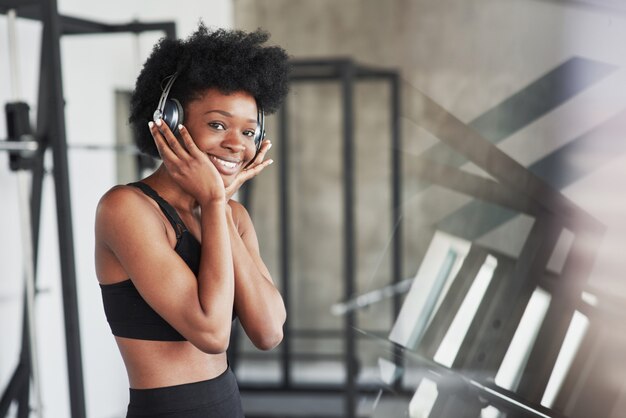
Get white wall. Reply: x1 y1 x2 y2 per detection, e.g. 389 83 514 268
0 2 232 417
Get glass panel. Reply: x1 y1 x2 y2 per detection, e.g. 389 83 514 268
229 4 625 416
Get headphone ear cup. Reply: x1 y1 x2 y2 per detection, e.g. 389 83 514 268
254 128 263 149
162 98 184 134
255 109 265 151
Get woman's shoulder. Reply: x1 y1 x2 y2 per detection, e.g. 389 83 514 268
96 184 168 245
227 199 252 222
227 199 246 213
98 184 145 212
96 184 159 227
227 199 256 236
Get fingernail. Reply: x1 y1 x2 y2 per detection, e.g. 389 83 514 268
178 124 183 130
156 118 162 127
148 121 154 128
268 159 274 165
268 143 273 150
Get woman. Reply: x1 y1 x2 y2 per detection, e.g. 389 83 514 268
95 25 289 417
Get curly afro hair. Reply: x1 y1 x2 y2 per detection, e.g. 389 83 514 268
129 24 290 158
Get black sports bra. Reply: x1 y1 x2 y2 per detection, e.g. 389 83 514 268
99 182 201 341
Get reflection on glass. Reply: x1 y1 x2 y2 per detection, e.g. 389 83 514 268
481 405 500 418
433 255 497 367
378 357 402 385
581 291 598 306
541 311 590 408
546 229 575 274
495 288 552 390
408 378 438 418
389 231 470 350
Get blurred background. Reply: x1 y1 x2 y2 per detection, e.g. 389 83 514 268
1 0 626 417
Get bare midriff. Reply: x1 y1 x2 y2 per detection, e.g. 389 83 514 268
115 337 227 389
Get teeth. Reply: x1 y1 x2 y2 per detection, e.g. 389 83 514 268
211 155 239 169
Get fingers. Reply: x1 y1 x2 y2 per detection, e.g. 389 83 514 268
225 158 274 200
245 139 274 177
177 124 204 158
151 119 197 162
252 139 272 165
149 120 179 162
242 158 274 180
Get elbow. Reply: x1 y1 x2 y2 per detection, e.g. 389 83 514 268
194 331 231 354
243 306 287 350
252 326 283 351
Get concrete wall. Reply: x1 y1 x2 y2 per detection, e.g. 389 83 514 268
234 0 567 350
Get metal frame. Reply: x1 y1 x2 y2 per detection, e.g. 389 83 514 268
0 3 175 417
235 58 402 418
308 59 399 418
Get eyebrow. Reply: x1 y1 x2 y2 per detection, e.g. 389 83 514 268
204 110 257 123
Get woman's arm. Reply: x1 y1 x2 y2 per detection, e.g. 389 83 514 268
227 200 286 350
96 121 236 354
96 188 234 354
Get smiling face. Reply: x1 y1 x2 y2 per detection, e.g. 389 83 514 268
184 88 259 186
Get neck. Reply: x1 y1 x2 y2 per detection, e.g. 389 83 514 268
142 164 198 212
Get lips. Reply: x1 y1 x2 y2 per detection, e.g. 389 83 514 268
208 154 242 175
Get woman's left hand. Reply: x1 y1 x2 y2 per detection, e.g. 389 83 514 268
224 139 273 201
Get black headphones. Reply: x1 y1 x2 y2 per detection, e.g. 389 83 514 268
153 72 266 152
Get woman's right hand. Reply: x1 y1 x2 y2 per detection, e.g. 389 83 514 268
149 119 226 204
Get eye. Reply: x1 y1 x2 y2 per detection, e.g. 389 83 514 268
243 129 256 139
208 122 226 130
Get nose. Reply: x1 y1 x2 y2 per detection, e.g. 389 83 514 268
222 129 247 153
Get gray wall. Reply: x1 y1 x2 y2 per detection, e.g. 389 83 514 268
234 0 570 347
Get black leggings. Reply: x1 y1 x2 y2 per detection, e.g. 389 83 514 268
126 367 244 417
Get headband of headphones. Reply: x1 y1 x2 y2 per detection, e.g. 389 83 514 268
153 72 265 150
